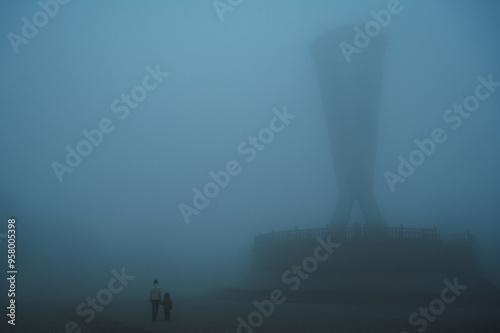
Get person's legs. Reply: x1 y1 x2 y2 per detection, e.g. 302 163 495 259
152 301 160 320
155 301 160 320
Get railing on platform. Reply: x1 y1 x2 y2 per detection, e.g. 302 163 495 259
254 225 476 246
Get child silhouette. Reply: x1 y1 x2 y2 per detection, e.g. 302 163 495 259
161 292 173 321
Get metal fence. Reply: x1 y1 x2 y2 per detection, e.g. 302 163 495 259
254 225 475 245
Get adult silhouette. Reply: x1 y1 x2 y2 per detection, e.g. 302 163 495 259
149 279 162 321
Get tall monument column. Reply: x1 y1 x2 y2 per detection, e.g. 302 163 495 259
311 26 387 229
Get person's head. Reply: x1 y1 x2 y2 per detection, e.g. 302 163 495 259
165 292 170 298
153 279 158 285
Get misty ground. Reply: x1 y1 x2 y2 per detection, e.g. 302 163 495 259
10 296 500 333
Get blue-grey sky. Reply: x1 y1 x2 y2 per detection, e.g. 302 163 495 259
1 0 499 297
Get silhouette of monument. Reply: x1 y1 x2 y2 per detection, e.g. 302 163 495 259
310 26 387 229
210 26 500 308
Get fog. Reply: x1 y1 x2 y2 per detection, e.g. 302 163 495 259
1 0 499 305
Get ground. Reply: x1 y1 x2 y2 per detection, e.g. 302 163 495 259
6 296 500 333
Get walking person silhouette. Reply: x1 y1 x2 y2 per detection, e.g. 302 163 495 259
149 279 162 321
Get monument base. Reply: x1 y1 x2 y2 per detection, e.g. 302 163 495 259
209 227 500 307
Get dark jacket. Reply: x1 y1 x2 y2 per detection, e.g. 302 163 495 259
163 298 172 311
